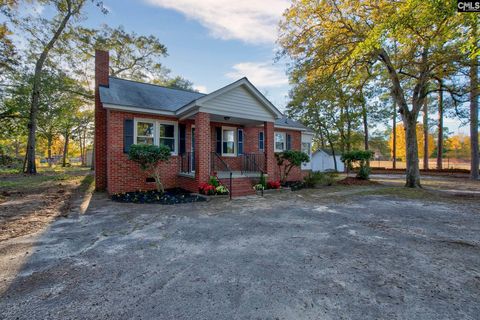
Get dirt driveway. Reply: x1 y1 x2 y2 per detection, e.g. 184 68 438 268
1 182 479 319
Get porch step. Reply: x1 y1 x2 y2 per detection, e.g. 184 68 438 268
218 177 256 197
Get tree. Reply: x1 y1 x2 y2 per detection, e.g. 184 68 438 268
274 150 309 184
73 109 93 166
279 0 461 187
155 76 197 91
341 150 374 180
0 0 17 73
21 0 106 174
128 144 171 193
72 25 169 85
389 124 435 163
468 17 479 179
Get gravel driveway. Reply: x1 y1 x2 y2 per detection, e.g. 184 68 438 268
1 187 479 319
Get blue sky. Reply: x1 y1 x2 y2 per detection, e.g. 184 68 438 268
12 0 468 135
83 0 291 111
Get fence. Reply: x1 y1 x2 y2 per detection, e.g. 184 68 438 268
371 159 471 170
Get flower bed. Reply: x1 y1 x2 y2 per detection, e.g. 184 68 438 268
198 176 229 196
111 188 206 204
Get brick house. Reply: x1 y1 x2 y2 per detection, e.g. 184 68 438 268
95 50 313 196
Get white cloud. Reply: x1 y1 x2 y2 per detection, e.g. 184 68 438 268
193 84 208 93
226 62 288 88
145 0 289 44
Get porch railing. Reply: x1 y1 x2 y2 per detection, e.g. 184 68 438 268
211 152 232 200
241 153 265 174
179 152 195 174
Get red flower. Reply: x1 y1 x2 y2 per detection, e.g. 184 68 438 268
267 181 281 189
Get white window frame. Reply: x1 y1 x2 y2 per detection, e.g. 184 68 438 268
134 118 178 156
134 119 156 146
274 132 286 152
222 126 236 157
258 131 264 152
158 120 178 155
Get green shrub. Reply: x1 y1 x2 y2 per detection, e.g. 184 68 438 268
209 176 220 187
304 171 336 187
258 172 266 189
303 171 324 187
215 185 228 195
253 183 264 191
341 150 374 180
128 144 171 193
275 150 310 184
357 165 371 180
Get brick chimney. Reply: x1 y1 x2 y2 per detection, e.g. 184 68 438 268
94 50 109 191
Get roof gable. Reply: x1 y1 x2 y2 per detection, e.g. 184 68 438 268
177 78 283 120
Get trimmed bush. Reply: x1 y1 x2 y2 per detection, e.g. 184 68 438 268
341 150 374 180
128 144 171 193
275 150 310 184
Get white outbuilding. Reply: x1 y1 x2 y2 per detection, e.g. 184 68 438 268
311 149 344 172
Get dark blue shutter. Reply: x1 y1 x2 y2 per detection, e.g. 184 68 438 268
258 132 264 151
124 119 134 153
238 129 244 155
179 124 186 155
215 127 222 154
286 134 292 150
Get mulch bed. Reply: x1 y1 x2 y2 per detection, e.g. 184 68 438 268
336 177 379 186
281 181 305 191
111 188 206 205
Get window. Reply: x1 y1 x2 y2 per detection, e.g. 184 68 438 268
134 119 178 155
302 142 311 155
136 121 155 145
258 131 264 151
159 123 175 152
274 132 286 152
302 142 311 160
238 129 244 155
222 127 236 156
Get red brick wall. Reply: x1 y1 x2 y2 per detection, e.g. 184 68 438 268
103 107 307 193
264 122 275 178
272 128 304 182
94 50 109 191
194 112 210 185
106 110 182 194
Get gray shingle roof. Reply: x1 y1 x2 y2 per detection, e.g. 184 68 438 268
99 77 205 112
274 116 310 131
99 77 311 132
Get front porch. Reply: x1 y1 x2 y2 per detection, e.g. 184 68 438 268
176 112 276 196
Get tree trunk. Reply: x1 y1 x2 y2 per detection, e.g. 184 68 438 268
404 115 421 187
436 80 443 170
378 48 424 187
423 97 429 170
362 100 369 151
324 127 338 172
345 105 352 152
24 4 75 174
62 131 69 167
470 32 479 180
392 101 397 169
318 129 326 149
47 136 53 167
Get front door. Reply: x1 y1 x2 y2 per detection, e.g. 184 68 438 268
191 127 195 172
